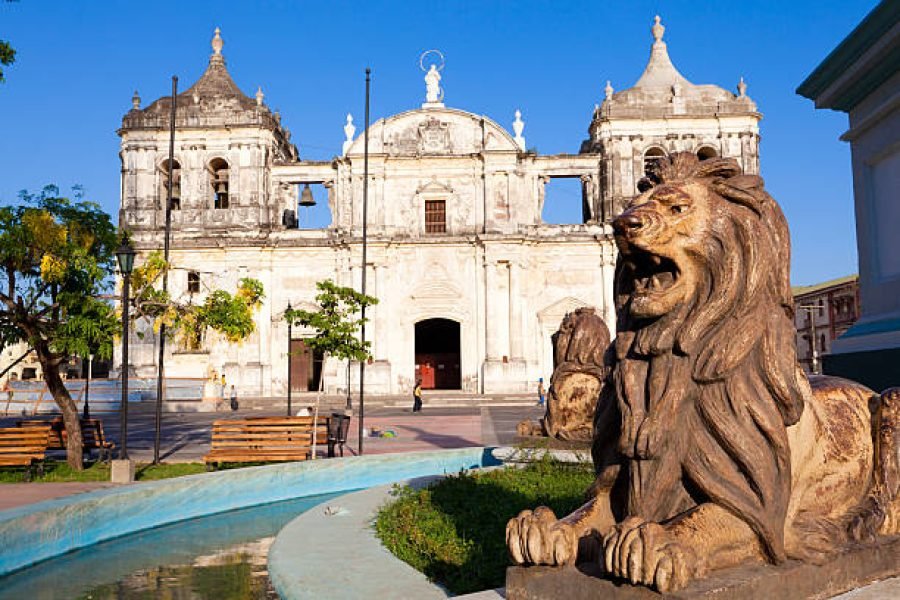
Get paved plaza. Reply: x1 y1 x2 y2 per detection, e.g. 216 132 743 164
0 404 544 511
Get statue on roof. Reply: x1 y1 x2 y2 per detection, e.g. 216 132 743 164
425 65 442 103
420 50 445 106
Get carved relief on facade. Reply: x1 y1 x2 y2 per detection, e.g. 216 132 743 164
417 117 452 155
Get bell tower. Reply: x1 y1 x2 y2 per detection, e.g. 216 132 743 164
118 28 297 240
582 16 761 220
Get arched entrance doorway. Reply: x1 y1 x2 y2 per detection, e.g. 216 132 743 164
414 318 461 390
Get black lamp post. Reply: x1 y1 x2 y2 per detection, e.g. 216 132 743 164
286 302 293 417
346 361 352 410
116 239 136 460
82 352 93 420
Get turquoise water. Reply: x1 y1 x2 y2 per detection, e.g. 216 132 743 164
0 491 346 600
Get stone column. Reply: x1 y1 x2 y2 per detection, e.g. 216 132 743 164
509 261 524 360
601 245 617 335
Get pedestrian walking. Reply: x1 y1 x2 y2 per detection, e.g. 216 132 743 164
412 379 423 413
537 377 545 407
229 385 239 411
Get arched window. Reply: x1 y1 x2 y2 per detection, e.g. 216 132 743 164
696 146 718 161
159 159 181 210
209 158 230 209
643 147 666 178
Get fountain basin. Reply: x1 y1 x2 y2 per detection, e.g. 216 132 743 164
0 447 499 576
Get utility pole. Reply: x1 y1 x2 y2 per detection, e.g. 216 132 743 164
154 75 177 464
287 302 293 417
359 67 370 456
797 304 821 375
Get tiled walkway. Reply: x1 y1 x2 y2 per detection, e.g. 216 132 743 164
0 406 541 511
0 482 116 511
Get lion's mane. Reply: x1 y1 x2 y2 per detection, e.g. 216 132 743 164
544 307 610 441
551 307 609 380
593 153 812 563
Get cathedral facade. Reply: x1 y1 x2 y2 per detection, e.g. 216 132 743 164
117 19 759 398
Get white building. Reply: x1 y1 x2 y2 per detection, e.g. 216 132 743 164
117 19 760 399
797 1 900 392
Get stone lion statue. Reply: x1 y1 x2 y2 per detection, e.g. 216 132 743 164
543 307 610 441
507 152 900 592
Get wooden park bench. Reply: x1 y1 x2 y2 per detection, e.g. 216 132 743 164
0 425 51 481
18 417 116 462
204 416 332 469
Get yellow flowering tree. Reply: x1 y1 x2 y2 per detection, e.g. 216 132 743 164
129 250 264 352
0 186 118 469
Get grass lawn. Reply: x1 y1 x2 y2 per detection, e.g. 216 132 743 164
0 461 208 483
374 454 595 595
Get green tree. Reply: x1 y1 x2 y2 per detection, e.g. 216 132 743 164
285 280 377 437
0 185 266 470
0 39 13 83
1 0 15 85
0 186 119 469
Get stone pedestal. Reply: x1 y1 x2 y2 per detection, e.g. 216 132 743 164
348 360 392 395
365 360 392 395
506 535 900 599
201 379 222 412
110 459 135 484
482 358 528 394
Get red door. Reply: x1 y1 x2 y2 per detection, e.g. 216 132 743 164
416 361 436 389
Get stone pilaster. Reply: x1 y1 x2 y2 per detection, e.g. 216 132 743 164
509 261 524 360
484 260 502 360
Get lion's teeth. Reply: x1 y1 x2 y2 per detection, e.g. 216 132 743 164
650 274 661 289
658 271 674 287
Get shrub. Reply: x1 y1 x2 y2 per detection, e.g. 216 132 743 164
374 455 594 594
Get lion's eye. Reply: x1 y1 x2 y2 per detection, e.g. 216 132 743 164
670 205 687 214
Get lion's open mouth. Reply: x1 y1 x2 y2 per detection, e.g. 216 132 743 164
626 251 680 297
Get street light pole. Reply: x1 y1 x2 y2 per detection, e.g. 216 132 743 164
797 304 821 375
82 353 93 420
346 361 351 410
154 75 178 465
359 67 370 456
286 301 293 417
116 239 136 460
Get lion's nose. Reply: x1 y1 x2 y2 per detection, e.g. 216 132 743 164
613 213 645 235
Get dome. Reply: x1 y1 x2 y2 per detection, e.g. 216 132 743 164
599 16 756 118
121 28 283 132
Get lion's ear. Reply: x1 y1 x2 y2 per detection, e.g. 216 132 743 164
693 157 742 180
712 176 767 215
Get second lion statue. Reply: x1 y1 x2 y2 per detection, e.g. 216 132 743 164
506 152 900 592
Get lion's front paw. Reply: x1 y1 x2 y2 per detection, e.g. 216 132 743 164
506 506 578 566
603 518 702 592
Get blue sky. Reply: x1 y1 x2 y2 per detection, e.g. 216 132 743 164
0 0 875 285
